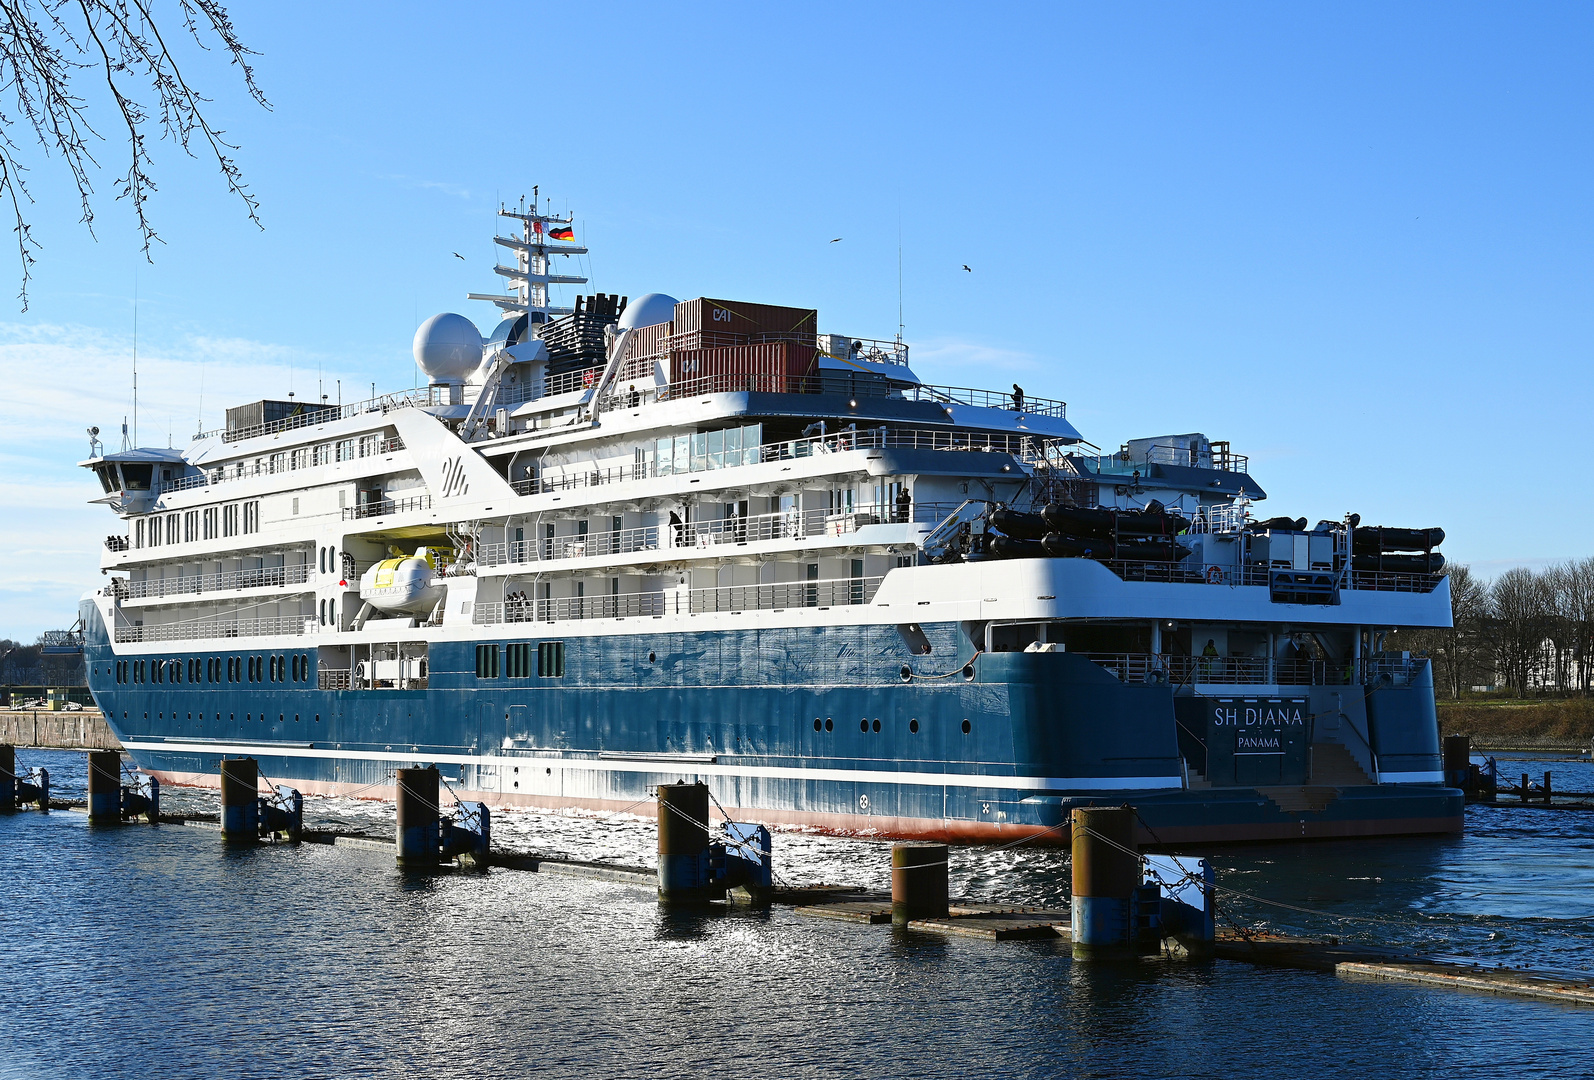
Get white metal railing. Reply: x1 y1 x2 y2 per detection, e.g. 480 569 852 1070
199 390 428 443
114 615 308 643
119 563 313 600
515 427 1052 499
478 504 921 569
150 436 406 501
342 494 432 520
475 575 883 625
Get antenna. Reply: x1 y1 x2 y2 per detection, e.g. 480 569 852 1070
197 360 204 437
131 274 138 447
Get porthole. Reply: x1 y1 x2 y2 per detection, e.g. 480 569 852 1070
315 714 320 723
910 719 919 734
294 714 300 723
900 664 912 682
860 719 868 732
962 663 975 680
872 719 881 733
648 651 657 663
824 718 833 732
814 718 822 732
962 719 972 734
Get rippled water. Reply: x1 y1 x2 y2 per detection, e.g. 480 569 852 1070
4 749 1593 1079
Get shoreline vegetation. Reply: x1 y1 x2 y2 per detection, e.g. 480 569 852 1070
1438 697 1594 752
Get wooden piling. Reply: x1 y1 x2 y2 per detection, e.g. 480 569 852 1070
1071 806 1140 954
86 750 121 823
891 842 949 926
219 758 260 842
394 767 440 867
0 744 13 811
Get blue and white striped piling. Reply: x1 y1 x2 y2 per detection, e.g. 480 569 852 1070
219 758 260 842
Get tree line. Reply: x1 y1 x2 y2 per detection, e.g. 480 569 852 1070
1394 561 1594 699
0 639 86 688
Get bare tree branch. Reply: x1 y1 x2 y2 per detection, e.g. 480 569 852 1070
0 0 268 309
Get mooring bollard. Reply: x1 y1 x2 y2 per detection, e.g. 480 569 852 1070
0 744 14 812
395 766 441 867
1544 771 1552 804
657 781 716 904
219 757 260 841
86 750 121 823
1442 735 1470 789
1071 806 1142 955
891 842 950 926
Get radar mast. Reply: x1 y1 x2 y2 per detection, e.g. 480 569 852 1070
466 185 589 323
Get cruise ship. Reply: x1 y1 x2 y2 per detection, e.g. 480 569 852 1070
78 197 1461 843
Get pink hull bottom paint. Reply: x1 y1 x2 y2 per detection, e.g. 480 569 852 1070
149 769 1463 847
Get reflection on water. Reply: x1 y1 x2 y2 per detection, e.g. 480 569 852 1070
4 749 1593 1078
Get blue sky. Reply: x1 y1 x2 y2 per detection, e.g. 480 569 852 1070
1 2 1590 637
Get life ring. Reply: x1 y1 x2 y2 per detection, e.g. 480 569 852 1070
582 369 596 388
1205 565 1224 585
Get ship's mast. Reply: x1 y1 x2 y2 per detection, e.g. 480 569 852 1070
466 185 590 323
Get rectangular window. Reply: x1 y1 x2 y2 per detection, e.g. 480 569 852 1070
291 497 300 515
135 519 145 548
243 501 259 533
475 643 500 679
312 443 330 466
291 447 308 470
202 507 218 540
182 510 197 543
166 513 180 544
336 438 355 462
537 641 565 678
270 452 286 474
359 434 379 458
505 642 532 678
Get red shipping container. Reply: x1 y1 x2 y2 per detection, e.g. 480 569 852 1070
670 342 818 395
672 297 817 343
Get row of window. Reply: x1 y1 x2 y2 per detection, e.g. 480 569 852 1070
114 652 310 686
134 501 258 549
476 641 564 679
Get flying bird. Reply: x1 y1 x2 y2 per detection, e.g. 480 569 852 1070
962 264 972 272
830 237 843 243
453 252 466 260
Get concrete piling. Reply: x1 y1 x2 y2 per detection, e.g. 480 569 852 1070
1070 806 1141 955
219 757 260 841
0 744 13 811
395 767 441 867
657 781 718 904
86 750 121 823
891 842 950 926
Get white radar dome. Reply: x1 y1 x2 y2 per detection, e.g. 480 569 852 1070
617 292 678 331
413 313 484 383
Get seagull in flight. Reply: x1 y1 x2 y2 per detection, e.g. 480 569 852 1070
830 237 843 243
962 264 972 272
453 252 466 260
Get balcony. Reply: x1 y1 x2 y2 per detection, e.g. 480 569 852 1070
114 615 308 644
342 494 432 521
118 563 313 600
474 575 883 625
1073 652 1429 687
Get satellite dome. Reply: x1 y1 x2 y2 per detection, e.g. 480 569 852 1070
617 292 678 331
412 313 483 383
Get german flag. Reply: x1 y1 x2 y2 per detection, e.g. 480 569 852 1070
550 224 575 241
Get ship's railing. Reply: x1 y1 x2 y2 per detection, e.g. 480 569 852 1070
1187 503 1249 535
318 668 352 690
475 575 883 626
119 563 313 600
114 615 308 644
653 372 1065 418
342 494 432 521
1074 653 1427 687
199 389 430 443
151 437 408 502
517 428 1051 499
820 336 910 367
1077 444 1247 475
1349 570 1444 594
478 504 925 569
104 535 130 552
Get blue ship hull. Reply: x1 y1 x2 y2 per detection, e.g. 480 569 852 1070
80 601 1462 844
